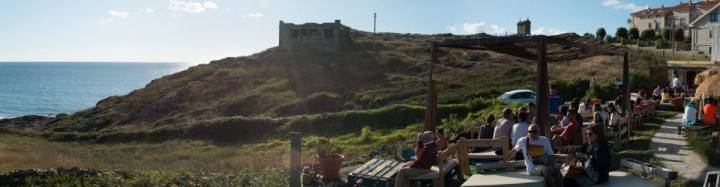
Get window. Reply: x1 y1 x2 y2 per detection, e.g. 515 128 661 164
648 23 652 29
711 47 713 54
324 29 334 38
290 30 299 38
711 31 713 38
300 29 308 36
308 29 319 37
711 10 718 22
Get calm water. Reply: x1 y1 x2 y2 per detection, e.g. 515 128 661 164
0 62 190 118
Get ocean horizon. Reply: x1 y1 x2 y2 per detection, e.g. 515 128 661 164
0 62 190 119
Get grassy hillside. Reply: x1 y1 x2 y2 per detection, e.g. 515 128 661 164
35 31 652 142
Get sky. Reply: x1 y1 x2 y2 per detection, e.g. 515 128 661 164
0 0 686 64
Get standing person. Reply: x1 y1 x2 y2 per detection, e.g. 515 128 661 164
563 123 611 187
704 99 718 126
684 99 699 126
479 115 496 139
511 112 531 159
549 87 564 114
494 108 515 155
395 131 438 187
506 124 557 186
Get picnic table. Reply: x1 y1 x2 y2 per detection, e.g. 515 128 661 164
346 159 404 187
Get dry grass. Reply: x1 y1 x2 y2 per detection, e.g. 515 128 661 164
0 135 292 173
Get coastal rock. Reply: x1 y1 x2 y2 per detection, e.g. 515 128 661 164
0 115 54 127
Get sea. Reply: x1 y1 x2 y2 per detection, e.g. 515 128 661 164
0 62 190 119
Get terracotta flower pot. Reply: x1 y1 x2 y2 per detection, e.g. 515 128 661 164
317 154 344 181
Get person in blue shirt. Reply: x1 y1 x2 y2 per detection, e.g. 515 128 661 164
549 87 564 114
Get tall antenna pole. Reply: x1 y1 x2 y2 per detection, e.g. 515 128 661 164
373 13 377 34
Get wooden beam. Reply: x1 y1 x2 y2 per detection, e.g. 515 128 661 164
289 132 302 187
536 36 550 136
621 158 678 187
623 52 632 140
434 35 539 47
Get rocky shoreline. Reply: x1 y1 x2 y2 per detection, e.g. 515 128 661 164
0 114 63 127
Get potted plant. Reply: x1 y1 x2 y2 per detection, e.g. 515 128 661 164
316 138 343 181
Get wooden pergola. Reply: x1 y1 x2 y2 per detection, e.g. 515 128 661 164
425 34 631 138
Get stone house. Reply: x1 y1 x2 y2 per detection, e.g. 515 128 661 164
278 20 352 53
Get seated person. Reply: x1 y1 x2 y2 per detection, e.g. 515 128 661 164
578 98 593 113
511 112 531 159
563 123 611 187
552 108 581 149
479 114 495 139
661 89 670 103
435 128 448 151
494 108 515 155
704 99 718 125
395 131 438 187
683 99 699 126
607 103 621 130
506 124 557 186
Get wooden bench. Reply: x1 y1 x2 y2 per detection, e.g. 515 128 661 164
408 144 461 187
461 137 508 161
347 159 405 187
620 158 678 187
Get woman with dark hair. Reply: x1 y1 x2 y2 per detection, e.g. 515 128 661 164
563 123 611 187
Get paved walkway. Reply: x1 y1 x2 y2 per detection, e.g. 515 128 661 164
649 114 719 181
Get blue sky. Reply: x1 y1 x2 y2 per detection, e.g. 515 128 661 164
0 0 683 64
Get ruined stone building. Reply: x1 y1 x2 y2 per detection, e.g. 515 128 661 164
517 19 531 36
278 20 352 52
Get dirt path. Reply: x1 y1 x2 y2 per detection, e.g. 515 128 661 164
650 114 719 181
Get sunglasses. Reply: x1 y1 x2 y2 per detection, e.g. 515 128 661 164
528 130 538 133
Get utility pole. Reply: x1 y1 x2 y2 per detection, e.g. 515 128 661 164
373 12 377 49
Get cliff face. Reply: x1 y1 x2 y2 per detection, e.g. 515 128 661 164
42 32 627 134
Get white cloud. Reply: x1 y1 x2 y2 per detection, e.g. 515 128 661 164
462 22 507 35
447 26 457 33
108 10 130 19
145 8 155 13
203 1 218 9
168 0 218 13
248 12 264 18
533 27 566 35
601 0 648 12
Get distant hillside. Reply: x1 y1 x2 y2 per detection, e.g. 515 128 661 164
40 31 640 138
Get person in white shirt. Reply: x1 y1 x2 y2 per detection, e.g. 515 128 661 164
578 98 592 113
510 111 533 161
671 75 681 90
505 124 556 185
607 103 621 131
511 112 531 148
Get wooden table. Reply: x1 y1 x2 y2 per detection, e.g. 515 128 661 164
346 159 404 187
461 171 544 187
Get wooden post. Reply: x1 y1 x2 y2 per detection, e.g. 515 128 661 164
425 44 439 131
536 36 550 136
623 52 632 142
290 132 302 187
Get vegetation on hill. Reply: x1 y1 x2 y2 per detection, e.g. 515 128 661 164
30 31 654 143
